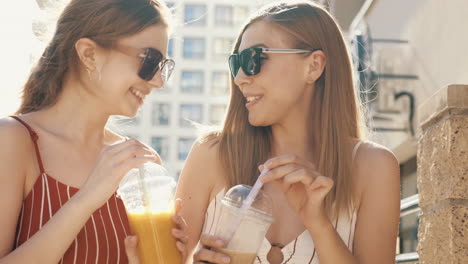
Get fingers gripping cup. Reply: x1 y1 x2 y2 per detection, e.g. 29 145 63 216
214 185 274 264
117 163 182 264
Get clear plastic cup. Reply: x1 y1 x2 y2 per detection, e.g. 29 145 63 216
213 185 274 264
117 163 181 264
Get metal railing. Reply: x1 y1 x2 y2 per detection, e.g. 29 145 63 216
396 252 419 263
400 194 420 217
396 194 420 263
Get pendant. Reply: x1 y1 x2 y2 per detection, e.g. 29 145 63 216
267 244 284 264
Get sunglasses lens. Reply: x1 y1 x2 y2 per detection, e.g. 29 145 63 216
229 48 263 77
139 48 163 81
228 54 240 78
240 48 261 76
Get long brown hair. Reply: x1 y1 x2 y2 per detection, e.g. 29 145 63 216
216 0 367 218
17 0 170 114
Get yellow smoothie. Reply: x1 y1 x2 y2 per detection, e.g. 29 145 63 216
127 211 181 264
217 248 257 264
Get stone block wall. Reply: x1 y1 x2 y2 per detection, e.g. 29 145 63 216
417 85 468 264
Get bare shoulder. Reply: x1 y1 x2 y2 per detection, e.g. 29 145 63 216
352 141 400 263
191 134 222 162
0 117 35 154
0 117 36 256
353 141 400 201
0 117 36 174
354 141 399 168
177 133 227 202
0 116 35 196
186 134 225 182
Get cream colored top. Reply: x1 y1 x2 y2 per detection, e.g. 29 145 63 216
201 141 363 264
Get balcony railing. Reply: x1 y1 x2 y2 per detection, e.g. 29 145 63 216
396 252 419 263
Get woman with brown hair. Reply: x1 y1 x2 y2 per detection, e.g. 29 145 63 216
0 0 186 263
177 1 400 263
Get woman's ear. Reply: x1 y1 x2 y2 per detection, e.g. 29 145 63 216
305 50 326 84
75 38 99 71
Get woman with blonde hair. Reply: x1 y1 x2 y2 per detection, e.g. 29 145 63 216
0 0 187 263
177 1 400 263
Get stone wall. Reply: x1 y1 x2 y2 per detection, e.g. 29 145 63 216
417 85 468 263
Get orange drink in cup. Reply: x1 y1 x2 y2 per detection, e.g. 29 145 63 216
117 163 182 264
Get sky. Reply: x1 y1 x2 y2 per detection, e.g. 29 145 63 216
0 0 46 116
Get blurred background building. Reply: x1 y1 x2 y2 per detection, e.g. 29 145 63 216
1 0 467 263
336 0 468 263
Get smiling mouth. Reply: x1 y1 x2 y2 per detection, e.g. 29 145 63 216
130 87 146 101
246 96 262 103
245 95 263 107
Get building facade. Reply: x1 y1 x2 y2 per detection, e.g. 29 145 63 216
341 0 468 263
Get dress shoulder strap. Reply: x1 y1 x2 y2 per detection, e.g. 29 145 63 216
10 116 46 174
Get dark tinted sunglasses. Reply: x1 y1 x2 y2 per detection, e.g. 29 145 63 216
228 47 320 77
113 44 175 82
137 48 175 82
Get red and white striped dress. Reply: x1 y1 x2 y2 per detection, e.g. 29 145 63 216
12 116 131 264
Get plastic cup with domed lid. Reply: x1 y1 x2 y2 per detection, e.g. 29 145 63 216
212 184 274 264
117 162 182 264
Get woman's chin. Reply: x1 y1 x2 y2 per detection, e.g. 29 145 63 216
248 115 271 127
120 104 142 118
111 108 138 119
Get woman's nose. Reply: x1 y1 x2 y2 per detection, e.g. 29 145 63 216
233 67 252 87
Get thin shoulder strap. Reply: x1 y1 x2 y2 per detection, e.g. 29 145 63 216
352 141 363 162
10 116 46 174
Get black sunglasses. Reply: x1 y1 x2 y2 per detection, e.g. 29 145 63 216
137 48 175 82
228 47 320 77
113 44 175 82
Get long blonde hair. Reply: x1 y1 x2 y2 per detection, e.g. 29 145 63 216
212 1 367 218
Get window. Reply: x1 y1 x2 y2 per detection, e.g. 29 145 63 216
215 6 232 26
181 71 204 94
166 2 175 10
401 157 418 200
233 6 249 26
215 5 249 27
179 104 203 127
211 71 229 95
209 104 226 125
184 4 206 26
183 38 205 59
152 102 171 126
213 38 234 61
398 156 419 254
151 136 170 160
178 137 195 160
168 39 174 58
